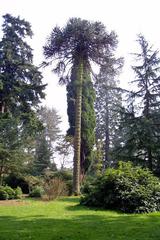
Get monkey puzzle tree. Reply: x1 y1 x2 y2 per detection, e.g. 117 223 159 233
43 18 117 195
67 62 96 178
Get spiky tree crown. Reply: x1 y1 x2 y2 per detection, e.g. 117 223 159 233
43 18 117 83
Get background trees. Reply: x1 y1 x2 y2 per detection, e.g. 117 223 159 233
95 57 123 169
2 12 160 204
32 106 61 176
0 14 46 184
0 14 45 121
114 35 160 175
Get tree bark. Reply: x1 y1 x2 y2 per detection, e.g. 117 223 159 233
80 144 85 182
73 60 83 195
144 90 153 170
0 163 4 186
104 91 110 169
147 148 153 171
0 101 5 113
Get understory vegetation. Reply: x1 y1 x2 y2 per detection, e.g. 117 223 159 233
81 162 160 213
0 186 22 200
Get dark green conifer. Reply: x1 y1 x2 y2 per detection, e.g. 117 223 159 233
0 14 45 128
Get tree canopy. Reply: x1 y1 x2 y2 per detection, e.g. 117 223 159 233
0 14 45 129
43 18 117 82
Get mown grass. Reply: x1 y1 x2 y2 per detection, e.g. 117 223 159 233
0 197 160 240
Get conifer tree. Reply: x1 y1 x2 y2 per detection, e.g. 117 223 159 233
95 57 123 169
32 106 61 175
43 18 117 194
0 14 46 182
67 64 95 177
115 35 160 174
0 14 45 127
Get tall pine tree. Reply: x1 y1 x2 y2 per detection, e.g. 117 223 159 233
114 35 160 174
0 14 46 183
0 14 45 127
95 57 123 169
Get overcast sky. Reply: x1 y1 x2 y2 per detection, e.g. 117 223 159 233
1 0 160 133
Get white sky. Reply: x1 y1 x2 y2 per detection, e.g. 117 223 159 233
1 0 160 133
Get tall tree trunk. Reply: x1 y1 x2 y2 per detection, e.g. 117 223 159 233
73 61 83 195
104 91 110 169
80 144 85 181
104 116 109 168
0 101 5 113
147 148 153 171
0 163 4 186
144 90 153 170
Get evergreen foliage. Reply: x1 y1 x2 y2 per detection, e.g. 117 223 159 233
0 114 32 185
0 14 46 184
67 64 96 174
0 185 22 200
4 173 29 193
32 106 60 176
34 134 53 176
29 186 44 198
95 58 123 169
114 35 160 174
81 162 160 213
0 14 45 122
14 186 23 199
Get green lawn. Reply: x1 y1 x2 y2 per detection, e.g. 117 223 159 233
0 197 160 240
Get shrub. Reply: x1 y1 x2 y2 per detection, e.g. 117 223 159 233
0 186 23 200
0 188 8 200
43 177 68 200
29 186 44 198
14 187 23 199
4 174 29 193
51 170 73 195
81 161 160 213
24 175 42 194
4 186 15 199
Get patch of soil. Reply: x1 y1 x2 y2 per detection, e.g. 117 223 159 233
0 199 28 206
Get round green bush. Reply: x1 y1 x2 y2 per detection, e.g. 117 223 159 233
4 186 15 199
81 162 160 213
29 186 44 198
0 189 8 200
14 186 23 199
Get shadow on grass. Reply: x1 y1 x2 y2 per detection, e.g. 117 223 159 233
65 202 104 212
60 197 122 213
0 210 160 240
58 197 80 203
